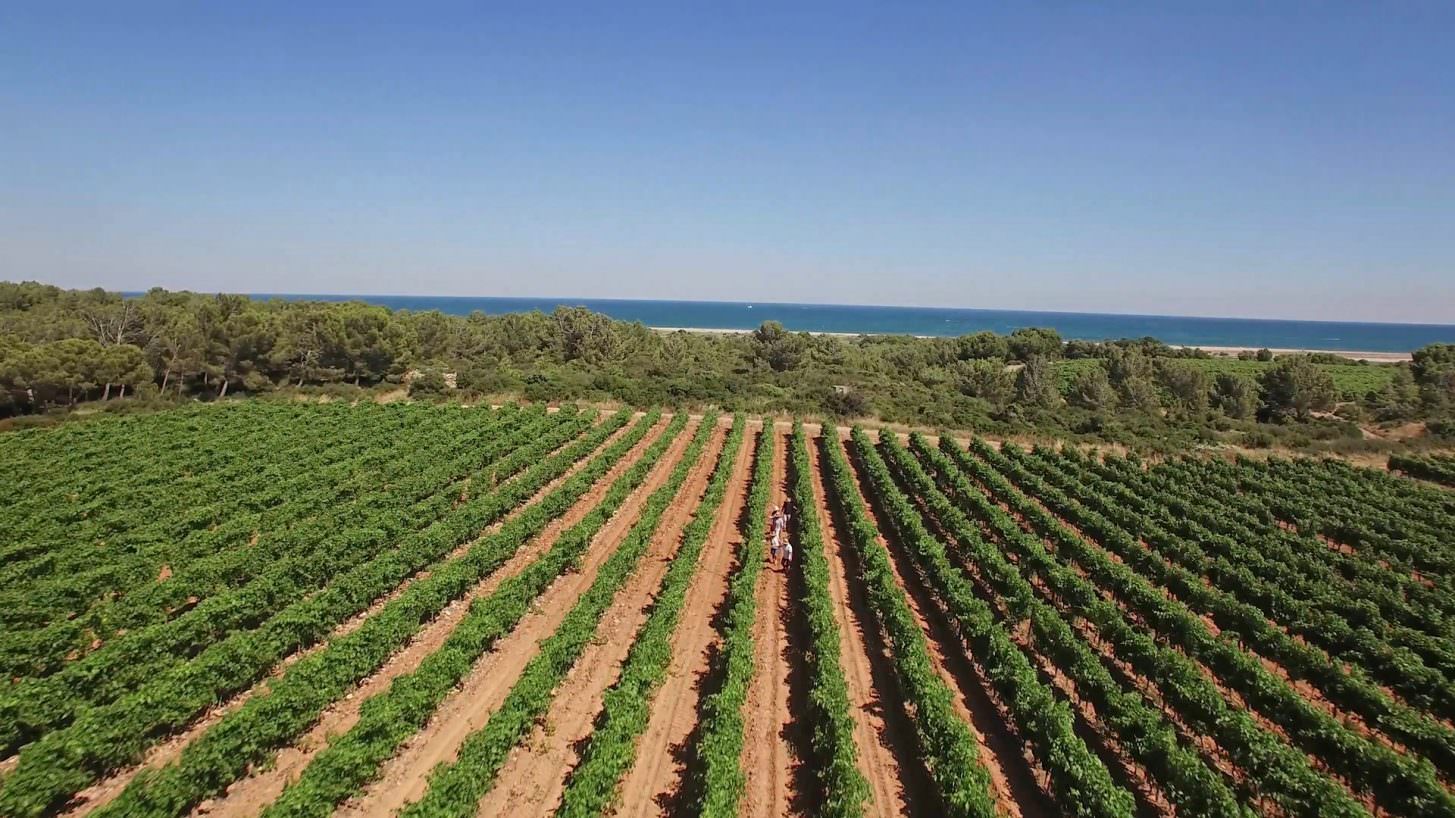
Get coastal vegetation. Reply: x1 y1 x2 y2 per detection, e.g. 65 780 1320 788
2 280 1453 454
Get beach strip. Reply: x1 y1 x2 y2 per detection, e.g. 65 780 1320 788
649 327 1413 362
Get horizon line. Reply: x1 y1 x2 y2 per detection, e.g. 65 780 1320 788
207 290 1455 330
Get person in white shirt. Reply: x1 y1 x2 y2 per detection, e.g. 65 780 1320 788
769 506 784 562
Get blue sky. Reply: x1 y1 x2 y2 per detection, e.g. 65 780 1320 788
2 2 1452 322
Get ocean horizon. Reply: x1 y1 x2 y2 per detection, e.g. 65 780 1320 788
214 294 1455 354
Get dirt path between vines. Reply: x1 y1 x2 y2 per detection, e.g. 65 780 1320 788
901 466 1170 818
807 433 929 818
611 426 755 818
1017 454 1427 762
740 427 807 818
63 415 629 818
473 420 730 817
840 439 1051 818
987 458 1381 813
335 417 701 817
186 414 673 818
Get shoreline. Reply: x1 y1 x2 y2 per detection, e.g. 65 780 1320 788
1199 346 1410 363
649 326 1413 362
115 290 1451 356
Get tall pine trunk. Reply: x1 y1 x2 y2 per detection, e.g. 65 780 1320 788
160 368 171 392
218 378 229 398
102 383 111 401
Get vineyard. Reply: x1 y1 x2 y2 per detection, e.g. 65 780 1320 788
1390 453 1455 488
2 402 1455 818
1053 356 1398 397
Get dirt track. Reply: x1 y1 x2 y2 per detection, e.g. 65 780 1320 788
63 414 630 818
739 426 806 818
807 434 928 817
610 426 756 818
334 416 699 817
190 414 676 818
473 419 728 817
838 435 1049 818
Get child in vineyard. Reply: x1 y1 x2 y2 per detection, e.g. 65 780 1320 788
769 506 784 563
780 538 793 568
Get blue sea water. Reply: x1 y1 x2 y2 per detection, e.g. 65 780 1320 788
252 294 1455 353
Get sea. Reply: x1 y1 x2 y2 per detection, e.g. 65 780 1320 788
249 294 1455 354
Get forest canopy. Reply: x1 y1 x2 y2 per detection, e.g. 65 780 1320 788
2 281 1451 452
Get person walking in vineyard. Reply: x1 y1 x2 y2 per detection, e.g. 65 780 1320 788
769 505 785 563
780 538 793 569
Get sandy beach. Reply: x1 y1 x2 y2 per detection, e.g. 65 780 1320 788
651 327 1414 362
1199 346 1411 362
652 325 870 338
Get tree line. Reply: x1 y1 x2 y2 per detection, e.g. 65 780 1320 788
2 281 1452 450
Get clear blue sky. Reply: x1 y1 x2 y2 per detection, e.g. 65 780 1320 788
2 2 1452 323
